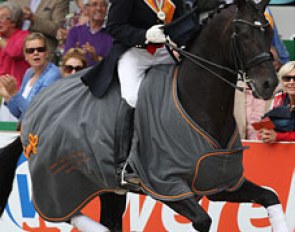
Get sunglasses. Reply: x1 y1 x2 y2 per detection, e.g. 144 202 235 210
63 65 84 73
25 46 47 54
282 75 295 82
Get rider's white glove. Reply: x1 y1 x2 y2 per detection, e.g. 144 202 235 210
145 25 166 44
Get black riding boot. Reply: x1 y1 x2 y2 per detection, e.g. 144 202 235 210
115 99 139 189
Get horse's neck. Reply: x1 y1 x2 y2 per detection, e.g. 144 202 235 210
177 10 237 148
177 65 236 148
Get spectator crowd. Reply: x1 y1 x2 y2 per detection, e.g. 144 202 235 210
0 0 111 122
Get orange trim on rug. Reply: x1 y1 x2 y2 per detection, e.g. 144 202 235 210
192 150 239 193
172 67 219 149
227 176 245 192
140 181 194 200
33 189 116 222
227 126 239 149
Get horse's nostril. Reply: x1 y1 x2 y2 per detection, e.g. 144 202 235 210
258 78 278 100
263 78 278 90
263 81 271 90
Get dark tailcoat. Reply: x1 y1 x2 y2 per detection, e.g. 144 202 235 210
81 0 186 97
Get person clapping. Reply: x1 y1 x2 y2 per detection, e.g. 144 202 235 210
0 33 61 120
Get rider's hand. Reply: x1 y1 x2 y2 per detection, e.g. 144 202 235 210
145 25 166 44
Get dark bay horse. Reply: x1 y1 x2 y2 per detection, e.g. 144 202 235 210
0 0 289 231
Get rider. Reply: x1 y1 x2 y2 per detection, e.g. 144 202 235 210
107 0 188 187
82 0 196 188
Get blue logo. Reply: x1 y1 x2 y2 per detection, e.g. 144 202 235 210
5 153 36 229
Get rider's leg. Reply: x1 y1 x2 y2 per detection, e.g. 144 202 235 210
115 48 151 186
114 98 136 186
207 179 289 232
100 192 126 232
165 197 212 232
70 213 110 232
115 47 175 186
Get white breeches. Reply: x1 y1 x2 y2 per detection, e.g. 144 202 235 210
117 46 175 108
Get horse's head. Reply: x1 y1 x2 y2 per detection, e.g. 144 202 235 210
234 0 278 99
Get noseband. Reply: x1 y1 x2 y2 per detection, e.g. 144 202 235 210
166 6 272 95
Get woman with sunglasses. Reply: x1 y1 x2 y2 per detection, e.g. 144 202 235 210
259 61 295 143
60 48 87 77
0 32 61 120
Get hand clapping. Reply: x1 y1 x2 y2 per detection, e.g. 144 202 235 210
82 42 102 62
0 75 18 103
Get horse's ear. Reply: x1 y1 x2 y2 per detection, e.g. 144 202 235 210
257 0 271 12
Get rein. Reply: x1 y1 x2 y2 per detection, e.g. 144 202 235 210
165 8 272 95
165 42 244 92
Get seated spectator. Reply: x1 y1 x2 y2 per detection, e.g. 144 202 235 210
64 0 112 66
0 1 29 89
60 48 87 77
10 0 69 63
0 32 61 120
259 61 295 143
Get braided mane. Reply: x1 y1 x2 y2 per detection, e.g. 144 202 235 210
200 3 233 27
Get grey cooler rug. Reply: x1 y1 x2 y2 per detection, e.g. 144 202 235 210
21 65 244 222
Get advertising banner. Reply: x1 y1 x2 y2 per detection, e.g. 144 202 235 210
0 133 294 232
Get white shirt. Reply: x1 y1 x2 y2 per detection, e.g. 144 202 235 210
22 81 33 99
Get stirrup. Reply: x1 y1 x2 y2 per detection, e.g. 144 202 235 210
120 162 140 186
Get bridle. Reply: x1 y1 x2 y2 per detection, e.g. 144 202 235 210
231 10 272 95
165 5 272 97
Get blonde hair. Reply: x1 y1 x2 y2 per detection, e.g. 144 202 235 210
61 48 88 68
278 61 295 81
24 32 48 51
